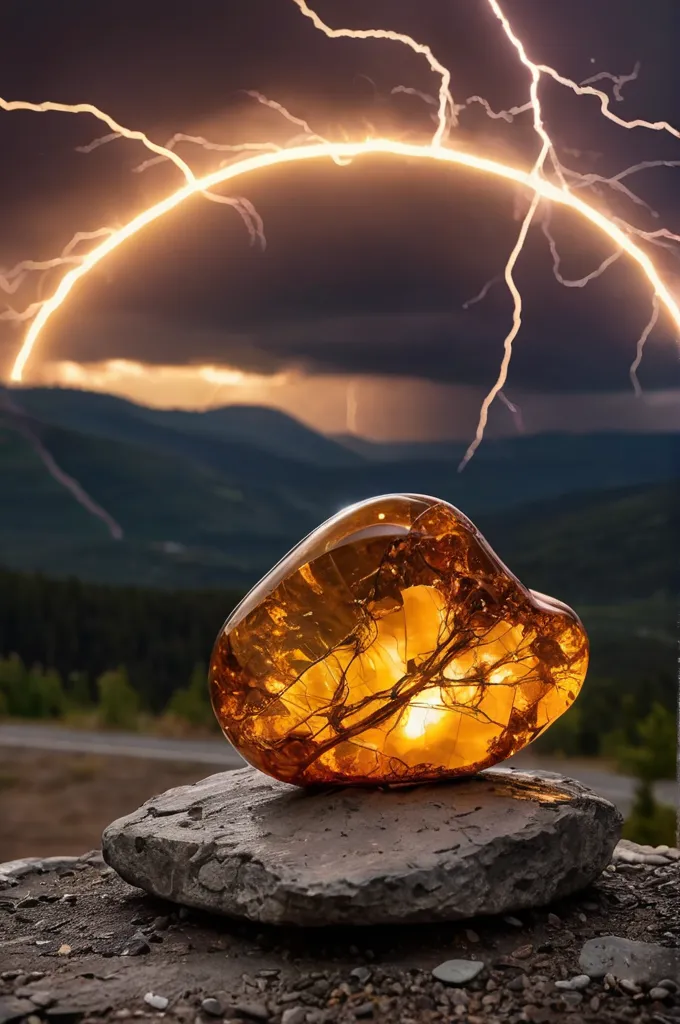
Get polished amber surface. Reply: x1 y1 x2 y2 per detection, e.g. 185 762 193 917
210 494 588 786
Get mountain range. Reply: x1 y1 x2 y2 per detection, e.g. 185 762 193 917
1 386 678 594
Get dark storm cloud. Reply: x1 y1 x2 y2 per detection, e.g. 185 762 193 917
1 0 679 392
55 284 680 395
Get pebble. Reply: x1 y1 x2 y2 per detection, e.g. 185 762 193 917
143 993 169 1011
559 991 583 1006
511 944 534 960
353 1003 374 1019
200 998 222 1017
649 987 671 1001
432 960 484 985
658 979 678 993
279 991 303 1004
465 929 480 943
350 967 371 985
29 992 56 1008
229 1002 269 1021
122 934 150 957
281 1008 306 1024
620 979 640 995
554 975 590 991
571 974 591 991
503 916 523 928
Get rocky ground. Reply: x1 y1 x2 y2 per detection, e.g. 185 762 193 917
0 841 678 1024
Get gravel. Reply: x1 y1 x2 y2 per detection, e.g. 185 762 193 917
0 841 678 1024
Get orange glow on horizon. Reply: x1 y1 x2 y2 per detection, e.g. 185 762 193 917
4 0 680 467
9 139 680 388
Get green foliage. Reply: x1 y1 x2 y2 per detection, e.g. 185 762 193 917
0 655 64 719
610 703 678 848
0 566 241 712
36 667 66 719
166 663 215 729
535 665 675 760
623 781 677 847
0 653 27 717
489 484 680 606
615 703 676 782
96 667 140 730
533 703 584 758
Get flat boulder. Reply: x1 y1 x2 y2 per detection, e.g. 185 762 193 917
102 765 621 926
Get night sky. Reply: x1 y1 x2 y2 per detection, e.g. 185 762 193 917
1 0 680 437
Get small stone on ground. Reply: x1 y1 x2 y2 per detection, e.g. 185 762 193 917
579 935 680 985
143 993 169 1010
431 960 484 985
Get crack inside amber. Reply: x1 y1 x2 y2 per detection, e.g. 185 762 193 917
210 494 588 786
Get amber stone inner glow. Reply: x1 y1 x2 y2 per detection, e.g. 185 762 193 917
210 494 588 786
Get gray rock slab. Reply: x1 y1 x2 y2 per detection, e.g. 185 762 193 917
102 765 622 927
579 936 680 985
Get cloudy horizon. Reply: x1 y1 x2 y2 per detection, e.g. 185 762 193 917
12 358 680 442
2 0 679 442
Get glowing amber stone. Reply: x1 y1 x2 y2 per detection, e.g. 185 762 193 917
210 494 588 786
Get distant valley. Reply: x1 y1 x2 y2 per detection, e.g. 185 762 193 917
1 386 678 596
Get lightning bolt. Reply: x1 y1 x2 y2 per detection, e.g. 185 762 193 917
288 0 455 146
0 387 123 540
2 0 680 478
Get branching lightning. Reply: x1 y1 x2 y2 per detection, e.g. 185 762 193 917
2 0 680 495
288 0 455 146
0 386 123 540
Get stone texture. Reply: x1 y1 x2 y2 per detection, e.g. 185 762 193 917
579 936 680 985
102 764 621 926
0 998 35 1024
211 493 588 786
431 960 485 985
0 856 81 889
